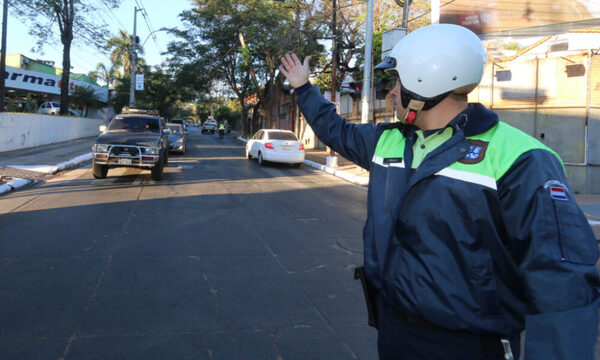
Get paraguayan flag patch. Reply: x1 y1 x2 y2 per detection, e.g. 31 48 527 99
544 180 569 201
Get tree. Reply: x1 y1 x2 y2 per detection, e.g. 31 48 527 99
70 85 101 117
168 0 325 136
313 0 430 92
106 29 146 78
88 62 119 88
109 65 195 118
11 0 120 115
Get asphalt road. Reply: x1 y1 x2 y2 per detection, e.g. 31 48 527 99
0 128 377 360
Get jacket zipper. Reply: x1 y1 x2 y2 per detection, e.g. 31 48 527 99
551 200 567 261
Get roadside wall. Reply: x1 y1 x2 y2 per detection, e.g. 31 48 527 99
0 113 106 152
470 51 600 194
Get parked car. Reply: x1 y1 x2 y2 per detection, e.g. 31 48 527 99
167 122 186 154
246 129 304 167
38 101 79 116
171 119 188 135
202 119 217 134
91 108 171 181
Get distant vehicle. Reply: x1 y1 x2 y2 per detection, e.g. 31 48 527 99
91 108 171 181
38 102 77 116
167 122 186 154
193 122 200 127
171 119 188 134
246 129 304 167
202 119 217 134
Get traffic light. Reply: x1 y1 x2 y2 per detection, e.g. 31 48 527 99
348 81 362 99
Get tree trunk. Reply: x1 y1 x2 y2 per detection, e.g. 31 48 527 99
238 97 248 137
59 39 71 115
58 0 74 116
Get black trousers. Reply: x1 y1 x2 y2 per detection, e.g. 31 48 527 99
376 296 520 360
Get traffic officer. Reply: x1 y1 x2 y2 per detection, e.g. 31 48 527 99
279 24 599 360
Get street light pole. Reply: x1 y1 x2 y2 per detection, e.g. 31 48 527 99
0 0 8 112
431 0 440 24
329 0 338 159
129 6 141 108
360 0 373 124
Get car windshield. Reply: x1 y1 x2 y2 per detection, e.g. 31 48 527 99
168 125 183 134
108 117 161 133
52 102 60 107
267 132 297 141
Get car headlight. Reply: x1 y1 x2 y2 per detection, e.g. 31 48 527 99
142 147 158 155
93 144 109 153
175 138 183 144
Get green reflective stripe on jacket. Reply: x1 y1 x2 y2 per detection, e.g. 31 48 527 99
447 122 563 181
373 128 406 161
373 121 564 184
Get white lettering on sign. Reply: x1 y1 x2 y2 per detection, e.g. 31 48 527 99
3 66 108 102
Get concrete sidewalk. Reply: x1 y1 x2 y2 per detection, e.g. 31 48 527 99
0 136 95 194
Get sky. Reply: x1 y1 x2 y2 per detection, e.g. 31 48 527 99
5 0 194 77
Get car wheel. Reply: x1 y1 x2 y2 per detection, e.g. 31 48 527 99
164 151 168 167
257 152 265 166
151 156 165 181
293 162 302 168
92 160 108 179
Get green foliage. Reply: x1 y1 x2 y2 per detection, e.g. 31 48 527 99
109 66 195 118
503 41 523 51
106 29 146 78
10 0 120 52
70 85 102 117
195 102 211 122
167 0 325 131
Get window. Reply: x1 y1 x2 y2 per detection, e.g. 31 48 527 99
495 70 512 82
565 64 585 77
267 132 297 140
108 117 161 133
168 125 183 134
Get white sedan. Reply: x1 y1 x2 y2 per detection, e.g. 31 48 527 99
246 129 305 166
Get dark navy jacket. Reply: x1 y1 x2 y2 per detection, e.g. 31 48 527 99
296 83 599 360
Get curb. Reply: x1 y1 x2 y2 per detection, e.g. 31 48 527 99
0 178 33 195
237 136 369 186
0 152 92 195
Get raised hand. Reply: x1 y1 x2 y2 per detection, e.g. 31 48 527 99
279 53 312 89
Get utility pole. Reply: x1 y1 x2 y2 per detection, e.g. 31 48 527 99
0 0 8 112
360 0 373 124
129 6 141 107
431 0 440 24
327 0 338 164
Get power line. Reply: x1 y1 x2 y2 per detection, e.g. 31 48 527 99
101 0 126 30
135 0 163 62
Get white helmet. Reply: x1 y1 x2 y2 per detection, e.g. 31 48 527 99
375 24 486 122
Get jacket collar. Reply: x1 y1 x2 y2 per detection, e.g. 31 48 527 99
452 103 498 137
387 103 498 138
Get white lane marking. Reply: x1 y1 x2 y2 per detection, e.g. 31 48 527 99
589 220 600 226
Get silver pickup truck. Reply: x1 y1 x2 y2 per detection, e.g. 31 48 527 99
91 109 171 181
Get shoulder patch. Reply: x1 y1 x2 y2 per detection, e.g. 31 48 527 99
458 139 489 164
544 180 569 201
